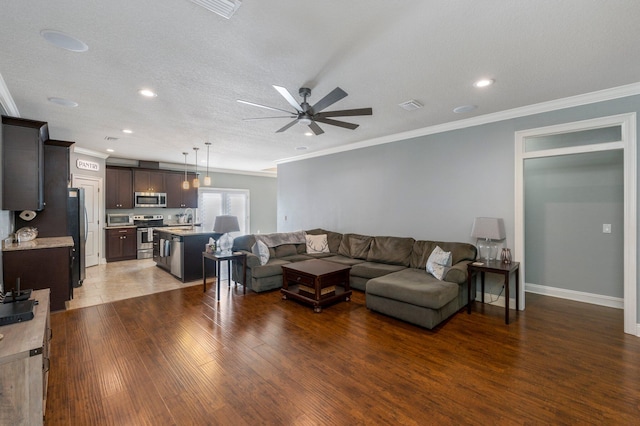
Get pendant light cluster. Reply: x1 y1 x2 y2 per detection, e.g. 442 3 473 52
181 142 212 190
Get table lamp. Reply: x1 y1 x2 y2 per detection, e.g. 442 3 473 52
213 215 240 254
471 217 506 261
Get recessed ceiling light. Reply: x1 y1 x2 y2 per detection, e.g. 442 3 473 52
304 131 313 136
47 97 78 107
106 149 114 153
453 105 477 114
122 129 133 134
40 30 88 52
296 146 308 151
138 89 157 98
473 78 495 88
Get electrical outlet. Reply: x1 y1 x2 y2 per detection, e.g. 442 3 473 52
603 224 611 234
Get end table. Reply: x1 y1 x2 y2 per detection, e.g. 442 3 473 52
202 251 247 301
467 260 520 324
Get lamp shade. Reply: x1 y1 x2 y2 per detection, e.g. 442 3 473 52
471 217 506 240
213 215 240 234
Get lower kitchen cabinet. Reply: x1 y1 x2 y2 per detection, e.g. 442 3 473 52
105 228 137 262
0 289 51 426
2 239 73 312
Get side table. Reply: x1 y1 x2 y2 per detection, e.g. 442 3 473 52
202 251 247 301
467 260 520 324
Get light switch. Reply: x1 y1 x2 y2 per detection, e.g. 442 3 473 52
603 224 612 234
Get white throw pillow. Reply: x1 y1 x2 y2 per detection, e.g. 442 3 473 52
251 240 270 265
426 246 452 280
305 234 329 254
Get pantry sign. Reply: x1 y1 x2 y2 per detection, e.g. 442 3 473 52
76 159 100 172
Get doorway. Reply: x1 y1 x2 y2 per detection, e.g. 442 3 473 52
515 113 637 335
72 175 103 267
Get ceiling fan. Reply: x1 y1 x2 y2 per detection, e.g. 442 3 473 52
238 85 372 135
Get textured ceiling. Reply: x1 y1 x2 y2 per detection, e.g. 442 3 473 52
1 1 640 174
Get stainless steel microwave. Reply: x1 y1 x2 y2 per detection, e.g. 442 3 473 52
107 213 134 227
134 192 167 208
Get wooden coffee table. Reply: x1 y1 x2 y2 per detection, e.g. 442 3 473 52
281 259 352 312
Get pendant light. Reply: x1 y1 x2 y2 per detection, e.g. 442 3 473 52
192 147 200 188
204 142 212 186
182 152 189 190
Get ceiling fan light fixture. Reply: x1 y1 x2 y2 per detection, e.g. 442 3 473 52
189 0 241 19
299 117 312 125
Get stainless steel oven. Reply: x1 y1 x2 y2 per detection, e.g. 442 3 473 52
134 214 164 259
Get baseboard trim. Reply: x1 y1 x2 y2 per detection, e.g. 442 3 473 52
525 283 623 309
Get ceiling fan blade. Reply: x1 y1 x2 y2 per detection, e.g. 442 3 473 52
311 87 348 113
308 121 324 135
314 117 359 130
276 119 299 133
237 99 294 114
273 85 304 113
315 107 373 118
243 115 297 121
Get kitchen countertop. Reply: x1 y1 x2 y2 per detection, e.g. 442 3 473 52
155 226 218 237
2 236 74 252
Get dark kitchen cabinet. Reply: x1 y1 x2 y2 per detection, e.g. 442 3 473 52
106 167 133 209
105 227 137 262
165 172 198 208
3 245 71 311
14 140 73 237
134 169 165 193
1 115 49 211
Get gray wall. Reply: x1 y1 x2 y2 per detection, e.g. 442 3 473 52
278 95 640 319
524 151 624 297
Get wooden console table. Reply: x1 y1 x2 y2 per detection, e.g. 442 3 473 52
467 260 520 324
0 289 51 425
202 251 247 301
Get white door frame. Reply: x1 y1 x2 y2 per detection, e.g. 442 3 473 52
72 174 104 267
515 113 637 335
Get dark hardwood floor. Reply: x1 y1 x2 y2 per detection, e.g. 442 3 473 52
45 282 640 425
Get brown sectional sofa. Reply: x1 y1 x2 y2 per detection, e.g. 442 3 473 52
232 228 477 329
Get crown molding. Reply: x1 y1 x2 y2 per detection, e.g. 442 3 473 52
277 82 640 165
73 146 110 159
0 73 19 116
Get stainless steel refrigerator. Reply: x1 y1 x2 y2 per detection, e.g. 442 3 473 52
67 188 86 289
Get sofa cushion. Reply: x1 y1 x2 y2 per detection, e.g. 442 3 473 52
306 228 343 253
338 233 372 259
351 262 407 279
251 240 270 265
274 244 297 258
366 236 415 266
280 254 314 262
305 233 330 254
410 240 477 269
251 258 291 279
426 246 452 280
366 268 459 310
322 255 366 266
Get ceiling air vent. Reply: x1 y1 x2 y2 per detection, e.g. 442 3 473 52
189 0 242 19
398 100 423 111
104 136 119 141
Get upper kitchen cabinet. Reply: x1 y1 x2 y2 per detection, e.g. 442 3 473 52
1 116 49 211
165 172 198 208
106 167 133 209
133 169 166 193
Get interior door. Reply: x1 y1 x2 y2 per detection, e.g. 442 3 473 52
72 175 102 267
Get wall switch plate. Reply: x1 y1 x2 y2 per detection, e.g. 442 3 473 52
603 224 612 233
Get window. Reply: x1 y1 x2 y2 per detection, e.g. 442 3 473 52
198 188 250 237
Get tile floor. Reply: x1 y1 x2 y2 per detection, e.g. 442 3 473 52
66 259 205 310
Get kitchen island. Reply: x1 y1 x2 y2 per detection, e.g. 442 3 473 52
153 227 219 282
